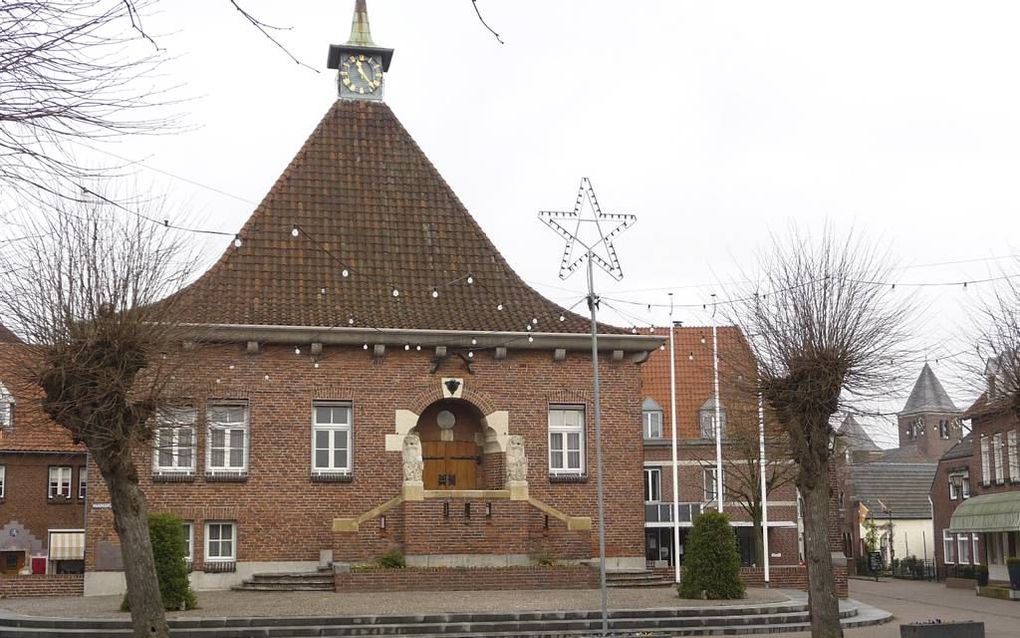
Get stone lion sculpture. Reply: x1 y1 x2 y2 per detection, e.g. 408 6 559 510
402 433 424 483
506 435 528 482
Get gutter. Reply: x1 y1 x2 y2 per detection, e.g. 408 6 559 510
177 323 665 356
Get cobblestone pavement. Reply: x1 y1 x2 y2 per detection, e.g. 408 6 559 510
0 586 787 619
786 578 1020 638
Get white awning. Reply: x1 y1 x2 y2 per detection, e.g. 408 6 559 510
48 530 84 561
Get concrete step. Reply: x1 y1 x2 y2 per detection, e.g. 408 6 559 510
231 584 336 592
231 571 336 592
0 605 866 637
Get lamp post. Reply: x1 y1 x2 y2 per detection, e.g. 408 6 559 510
540 178 635 638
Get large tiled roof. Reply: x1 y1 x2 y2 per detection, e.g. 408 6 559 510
848 462 937 519
0 343 83 454
900 363 959 416
168 99 621 336
641 326 756 439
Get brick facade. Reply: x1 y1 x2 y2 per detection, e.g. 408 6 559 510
84 345 648 587
0 574 84 598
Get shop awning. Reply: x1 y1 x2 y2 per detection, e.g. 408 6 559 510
47 530 84 561
949 492 1020 533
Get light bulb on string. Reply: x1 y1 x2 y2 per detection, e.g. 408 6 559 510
314 362 320 369
631 328 637 334
233 235 243 248
468 351 474 358
291 227 299 237
497 303 504 311
559 315 565 322
415 345 421 351
392 288 400 297
471 338 477 345
404 344 410 351
294 347 301 355
348 318 354 325
688 352 694 360
467 275 474 285
532 318 538 325
528 335 534 343
362 343 368 350
341 269 349 278
431 288 439 298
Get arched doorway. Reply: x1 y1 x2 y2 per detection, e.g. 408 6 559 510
414 399 485 490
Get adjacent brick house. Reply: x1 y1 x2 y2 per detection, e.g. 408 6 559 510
639 326 801 570
82 3 662 595
0 327 87 579
938 355 1020 586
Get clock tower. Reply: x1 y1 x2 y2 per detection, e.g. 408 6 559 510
327 0 394 101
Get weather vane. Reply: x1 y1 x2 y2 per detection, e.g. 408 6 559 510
538 178 635 282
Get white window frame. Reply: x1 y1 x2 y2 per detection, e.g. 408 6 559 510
0 464 5 498
153 408 197 474
644 467 661 502
943 529 955 564
939 419 950 439
182 522 193 563
0 382 13 429
204 521 236 563
981 436 991 485
78 469 86 500
311 402 353 474
206 403 249 474
958 533 971 564
962 473 971 499
948 476 959 500
642 410 663 439
1009 430 1019 482
972 534 980 563
48 466 72 499
994 432 1005 484
548 405 585 475
704 466 719 502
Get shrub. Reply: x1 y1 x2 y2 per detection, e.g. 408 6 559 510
678 511 745 600
376 550 406 569
122 513 197 611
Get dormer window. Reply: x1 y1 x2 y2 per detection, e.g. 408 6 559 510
699 396 726 440
0 383 13 430
641 398 663 439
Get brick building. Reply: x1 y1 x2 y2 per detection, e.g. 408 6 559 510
0 326 87 578
639 326 802 571
937 355 1020 586
82 2 662 595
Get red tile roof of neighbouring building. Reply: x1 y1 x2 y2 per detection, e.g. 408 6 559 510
0 343 83 454
641 325 757 440
0 323 21 344
167 99 625 336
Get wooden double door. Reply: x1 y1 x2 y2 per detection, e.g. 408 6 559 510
422 440 480 490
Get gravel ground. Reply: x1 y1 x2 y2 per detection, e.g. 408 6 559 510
1 587 788 619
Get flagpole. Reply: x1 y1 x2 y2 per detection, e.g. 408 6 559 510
758 393 770 586
711 302 723 513
668 297 681 584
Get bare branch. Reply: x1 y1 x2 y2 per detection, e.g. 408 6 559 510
471 0 504 45
228 1 319 73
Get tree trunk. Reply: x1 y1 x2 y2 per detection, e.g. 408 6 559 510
103 463 169 638
751 507 765 568
800 467 843 638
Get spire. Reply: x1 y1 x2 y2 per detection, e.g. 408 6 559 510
346 0 375 47
900 363 960 415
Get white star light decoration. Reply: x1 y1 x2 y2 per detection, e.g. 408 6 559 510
539 178 635 281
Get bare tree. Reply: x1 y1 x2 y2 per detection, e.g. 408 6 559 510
0 194 193 638
715 404 797 567
728 229 910 638
975 277 1020 418
0 0 315 206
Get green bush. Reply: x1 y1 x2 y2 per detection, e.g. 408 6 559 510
678 511 745 600
121 513 197 611
376 549 406 569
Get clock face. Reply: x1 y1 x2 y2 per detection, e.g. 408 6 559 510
340 54 383 95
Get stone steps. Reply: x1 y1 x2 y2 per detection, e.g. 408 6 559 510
231 571 335 592
605 570 675 588
0 601 892 637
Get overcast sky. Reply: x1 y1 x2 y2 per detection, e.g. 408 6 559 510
36 0 1020 444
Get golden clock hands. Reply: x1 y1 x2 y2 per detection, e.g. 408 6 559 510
355 60 370 83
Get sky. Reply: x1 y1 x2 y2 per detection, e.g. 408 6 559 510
15 0 1020 445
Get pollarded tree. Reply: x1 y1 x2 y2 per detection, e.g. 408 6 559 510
0 194 194 638
728 229 910 638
